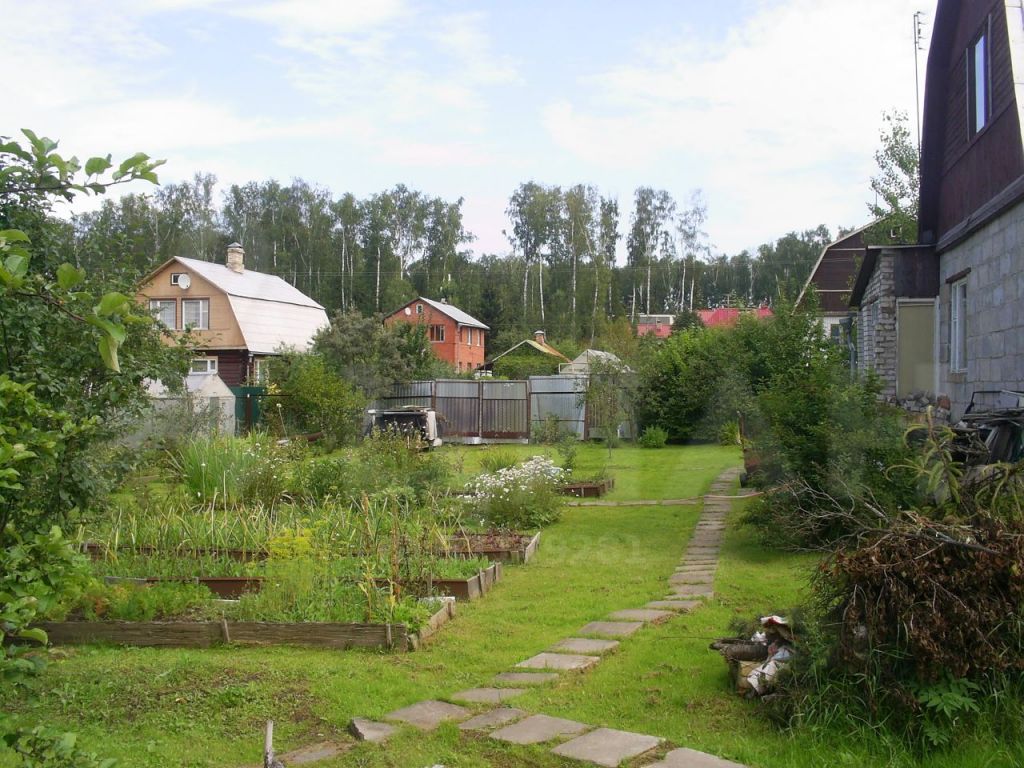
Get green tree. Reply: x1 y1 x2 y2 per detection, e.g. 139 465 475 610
866 110 919 245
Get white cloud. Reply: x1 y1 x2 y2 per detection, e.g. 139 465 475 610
542 0 927 252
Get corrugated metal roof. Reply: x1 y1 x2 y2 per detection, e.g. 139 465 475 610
174 256 324 309
227 296 330 355
418 297 488 329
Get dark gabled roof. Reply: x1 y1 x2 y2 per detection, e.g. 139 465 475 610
796 224 871 313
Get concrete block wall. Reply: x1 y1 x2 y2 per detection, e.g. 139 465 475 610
938 200 1024 418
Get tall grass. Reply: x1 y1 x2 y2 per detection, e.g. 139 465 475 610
170 432 285 506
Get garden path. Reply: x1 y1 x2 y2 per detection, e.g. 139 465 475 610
336 465 748 768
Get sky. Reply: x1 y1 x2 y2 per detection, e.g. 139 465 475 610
4 0 931 260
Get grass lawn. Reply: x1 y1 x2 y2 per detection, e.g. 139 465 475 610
6 444 1023 767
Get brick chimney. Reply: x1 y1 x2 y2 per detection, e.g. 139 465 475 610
534 330 546 345
226 242 245 274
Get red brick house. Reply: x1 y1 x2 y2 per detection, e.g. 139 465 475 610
384 297 488 372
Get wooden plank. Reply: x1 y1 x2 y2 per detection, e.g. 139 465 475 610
37 621 221 648
226 622 405 649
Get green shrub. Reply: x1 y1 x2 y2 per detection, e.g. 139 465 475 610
531 414 565 444
1 525 92 685
556 434 578 474
270 353 365 446
465 456 565 530
638 426 668 449
479 449 519 473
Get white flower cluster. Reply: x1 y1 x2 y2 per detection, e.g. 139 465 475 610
465 455 566 501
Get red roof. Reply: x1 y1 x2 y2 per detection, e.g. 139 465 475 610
697 308 773 327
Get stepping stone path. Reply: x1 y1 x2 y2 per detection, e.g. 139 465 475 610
552 728 663 767
578 620 644 637
348 718 397 743
644 747 748 767
490 714 589 745
493 671 558 685
338 466 749 768
383 700 469 730
517 652 600 671
451 687 525 704
550 637 620 654
458 707 527 731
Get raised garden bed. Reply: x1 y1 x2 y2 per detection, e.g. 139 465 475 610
376 562 502 601
446 531 541 564
559 478 615 498
35 600 454 652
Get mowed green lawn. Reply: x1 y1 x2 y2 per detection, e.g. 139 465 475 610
6 444 1022 767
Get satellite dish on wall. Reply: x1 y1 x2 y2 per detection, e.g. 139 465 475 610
404 307 412 316
178 274 192 290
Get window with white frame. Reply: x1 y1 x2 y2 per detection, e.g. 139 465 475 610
182 298 209 330
149 299 176 328
252 358 268 383
190 357 218 374
429 324 445 342
950 279 968 371
416 303 424 315
968 23 991 136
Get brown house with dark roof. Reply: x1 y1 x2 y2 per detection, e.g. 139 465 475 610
796 225 870 341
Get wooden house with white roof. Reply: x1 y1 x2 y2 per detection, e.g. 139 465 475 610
137 243 330 385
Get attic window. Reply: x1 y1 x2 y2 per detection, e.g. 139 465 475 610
416 304 424 315
170 272 187 286
968 22 991 136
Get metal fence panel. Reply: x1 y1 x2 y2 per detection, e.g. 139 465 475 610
481 380 528 438
529 376 586 438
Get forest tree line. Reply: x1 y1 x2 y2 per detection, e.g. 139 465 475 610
52 173 841 352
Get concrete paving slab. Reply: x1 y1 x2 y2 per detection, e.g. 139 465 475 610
646 600 701 611
643 746 748 767
451 687 526 704
669 584 714 597
489 714 590 745
383 700 470 730
607 608 674 624
459 707 528 731
551 727 663 767
273 741 351 764
493 672 558 686
578 620 643 637
348 718 397 743
670 573 714 585
516 652 600 671
550 637 620 654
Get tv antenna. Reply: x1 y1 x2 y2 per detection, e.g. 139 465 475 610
913 11 925 154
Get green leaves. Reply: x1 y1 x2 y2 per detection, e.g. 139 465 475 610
56 263 85 290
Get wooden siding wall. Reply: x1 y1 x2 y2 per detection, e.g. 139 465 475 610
938 1 1024 237
137 262 246 349
212 350 250 386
